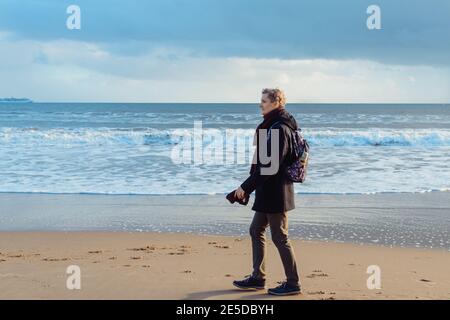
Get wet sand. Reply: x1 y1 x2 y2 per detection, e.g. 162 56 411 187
0 191 449 249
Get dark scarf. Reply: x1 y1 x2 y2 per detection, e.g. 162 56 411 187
250 107 285 174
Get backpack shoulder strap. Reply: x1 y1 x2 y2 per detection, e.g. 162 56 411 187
267 121 282 140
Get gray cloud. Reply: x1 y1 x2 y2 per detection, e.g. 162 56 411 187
0 0 449 66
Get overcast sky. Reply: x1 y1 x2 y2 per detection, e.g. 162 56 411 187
0 0 449 102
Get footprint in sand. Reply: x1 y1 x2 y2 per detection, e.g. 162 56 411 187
419 278 435 285
130 256 143 260
6 253 40 259
307 290 325 295
214 245 230 249
160 246 176 250
127 246 156 252
42 257 70 262
208 241 230 249
306 271 329 279
88 250 103 254
167 246 192 255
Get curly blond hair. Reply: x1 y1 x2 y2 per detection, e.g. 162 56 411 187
262 88 287 108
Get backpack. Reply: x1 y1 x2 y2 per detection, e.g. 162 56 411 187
268 121 310 183
285 129 310 183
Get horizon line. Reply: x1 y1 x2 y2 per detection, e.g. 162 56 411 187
6 101 450 105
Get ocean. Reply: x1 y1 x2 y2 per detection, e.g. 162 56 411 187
1 103 449 195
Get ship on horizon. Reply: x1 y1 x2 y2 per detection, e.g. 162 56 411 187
0 97 33 103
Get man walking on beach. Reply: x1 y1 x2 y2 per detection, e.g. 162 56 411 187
233 88 301 296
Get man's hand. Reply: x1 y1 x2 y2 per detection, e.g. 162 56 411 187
235 186 246 200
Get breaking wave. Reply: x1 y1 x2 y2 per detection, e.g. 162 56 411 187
2 127 450 147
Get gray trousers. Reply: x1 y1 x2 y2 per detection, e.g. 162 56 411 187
249 211 300 286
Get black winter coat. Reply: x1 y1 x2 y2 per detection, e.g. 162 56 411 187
240 108 298 213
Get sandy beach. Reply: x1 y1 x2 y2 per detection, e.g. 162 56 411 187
0 231 449 300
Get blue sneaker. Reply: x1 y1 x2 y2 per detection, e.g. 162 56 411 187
267 281 302 296
233 275 266 290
